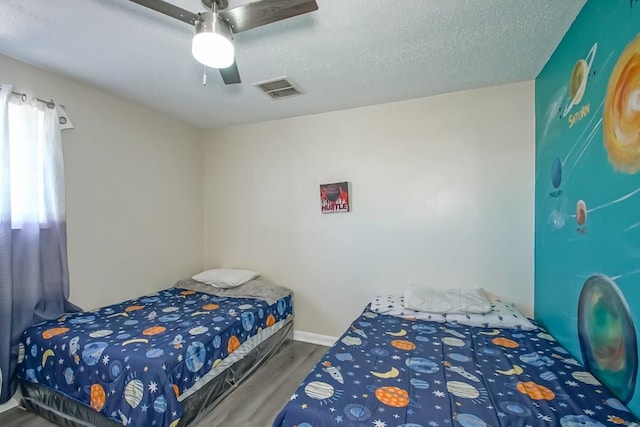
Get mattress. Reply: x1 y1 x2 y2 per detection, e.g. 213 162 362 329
274 306 638 427
16 286 294 427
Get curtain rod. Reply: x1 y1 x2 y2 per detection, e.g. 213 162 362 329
0 87 56 109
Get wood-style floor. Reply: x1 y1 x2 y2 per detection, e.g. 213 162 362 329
0 340 327 427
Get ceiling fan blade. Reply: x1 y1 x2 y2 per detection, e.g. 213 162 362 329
219 60 242 85
219 0 318 33
129 0 198 26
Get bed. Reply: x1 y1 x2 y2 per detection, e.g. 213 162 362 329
273 304 638 427
16 280 294 427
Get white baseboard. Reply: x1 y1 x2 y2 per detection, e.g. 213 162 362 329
0 396 19 413
294 330 337 347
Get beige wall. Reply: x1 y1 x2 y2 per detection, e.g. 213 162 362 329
1 54 204 309
203 81 535 337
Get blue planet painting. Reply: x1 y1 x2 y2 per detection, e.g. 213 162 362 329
578 274 638 403
551 157 562 188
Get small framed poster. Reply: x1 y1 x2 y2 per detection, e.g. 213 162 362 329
320 181 349 213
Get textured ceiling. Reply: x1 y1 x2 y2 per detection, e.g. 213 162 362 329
0 0 586 129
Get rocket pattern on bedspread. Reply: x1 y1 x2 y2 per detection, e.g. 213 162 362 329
273 307 639 427
16 287 293 427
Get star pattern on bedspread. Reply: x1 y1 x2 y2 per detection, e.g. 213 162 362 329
273 308 638 427
17 287 293 427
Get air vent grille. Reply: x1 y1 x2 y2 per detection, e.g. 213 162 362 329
254 77 301 100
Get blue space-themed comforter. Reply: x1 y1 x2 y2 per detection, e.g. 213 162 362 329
17 287 293 427
273 307 638 427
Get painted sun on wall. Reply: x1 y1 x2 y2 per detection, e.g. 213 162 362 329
535 0 640 417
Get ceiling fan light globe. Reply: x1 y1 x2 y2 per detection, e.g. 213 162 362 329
192 32 235 69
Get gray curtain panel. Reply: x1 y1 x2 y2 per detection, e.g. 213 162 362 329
0 84 79 403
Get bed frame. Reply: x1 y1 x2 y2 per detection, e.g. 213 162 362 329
19 320 293 427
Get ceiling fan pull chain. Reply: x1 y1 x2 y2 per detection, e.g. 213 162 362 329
203 65 207 86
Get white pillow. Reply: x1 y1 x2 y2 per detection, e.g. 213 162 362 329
404 285 491 314
445 300 537 330
191 268 260 289
370 295 446 323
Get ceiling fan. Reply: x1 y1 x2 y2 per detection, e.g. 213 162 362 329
130 0 318 85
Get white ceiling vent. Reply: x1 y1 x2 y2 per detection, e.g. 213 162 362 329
254 77 302 100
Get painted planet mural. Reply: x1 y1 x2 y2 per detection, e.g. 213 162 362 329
576 200 587 226
603 35 640 174
562 43 597 118
551 158 562 188
578 274 637 403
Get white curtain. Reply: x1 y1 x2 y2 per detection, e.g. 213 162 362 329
0 83 78 403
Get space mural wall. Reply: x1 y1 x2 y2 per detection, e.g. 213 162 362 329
535 0 640 416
